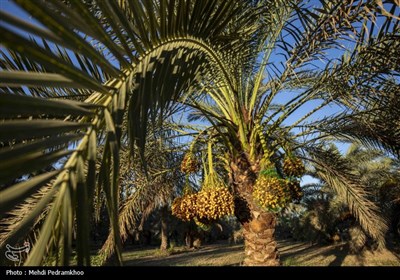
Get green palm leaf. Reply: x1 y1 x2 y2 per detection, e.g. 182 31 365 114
305 145 388 247
0 0 263 265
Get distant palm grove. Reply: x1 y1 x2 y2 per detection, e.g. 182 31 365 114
0 0 399 266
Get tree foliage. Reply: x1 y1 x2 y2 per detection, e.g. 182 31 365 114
0 0 398 265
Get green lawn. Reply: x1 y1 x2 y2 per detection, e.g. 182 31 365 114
121 240 400 266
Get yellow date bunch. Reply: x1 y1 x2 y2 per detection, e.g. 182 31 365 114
172 188 234 221
171 194 197 221
180 153 199 174
196 188 234 220
253 176 291 211
283 157 305 177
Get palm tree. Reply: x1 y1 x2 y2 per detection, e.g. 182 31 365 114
0 0 398 266
99 120 186 262
174 1 399 265
299 143 399 250
0 0 264 265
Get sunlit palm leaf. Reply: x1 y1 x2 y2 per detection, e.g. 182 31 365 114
0 0 263 266
305 145 387 247
179 1 397 258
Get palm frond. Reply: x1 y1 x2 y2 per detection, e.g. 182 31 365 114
305 145 388 247
0 0 263 265
0 184 53 265
0 0 397 266
318 110 400 158
100 135 183 262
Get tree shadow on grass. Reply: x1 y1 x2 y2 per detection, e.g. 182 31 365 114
278 241 316 255
279 242 322 260
123 243 244 266
279 240 350 266
325 243 349 266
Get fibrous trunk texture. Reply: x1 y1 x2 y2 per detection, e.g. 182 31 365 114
242 210 279 266
231 158 280 266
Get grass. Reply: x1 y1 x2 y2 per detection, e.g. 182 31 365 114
122 242 244 266
121 239 400 266
282 256 303 266
278 240 400 266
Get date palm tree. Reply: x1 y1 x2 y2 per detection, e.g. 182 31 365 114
177 0 399 265
0 0 398 266
100 119 186 262
0 0 264 265
301 143 399 250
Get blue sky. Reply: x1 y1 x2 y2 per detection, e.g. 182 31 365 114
1 0 39 24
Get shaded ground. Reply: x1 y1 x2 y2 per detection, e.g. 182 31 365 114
278 239 400 266
123 242 244 266
122 239 400 266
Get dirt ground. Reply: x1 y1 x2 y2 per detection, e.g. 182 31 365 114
122 239 400 266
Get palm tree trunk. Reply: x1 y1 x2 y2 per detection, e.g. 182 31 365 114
242 208 280 266
231 160 280 266
160 206 169 251
185 222 196 248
